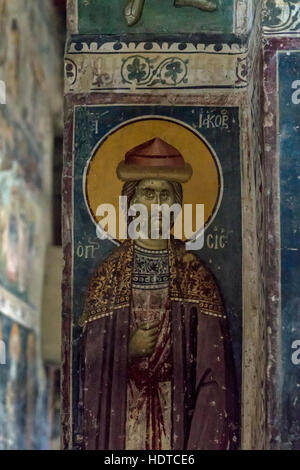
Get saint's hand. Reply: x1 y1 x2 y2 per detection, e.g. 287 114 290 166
128 320 161 360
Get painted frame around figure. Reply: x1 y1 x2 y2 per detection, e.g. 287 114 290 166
62 92 244 449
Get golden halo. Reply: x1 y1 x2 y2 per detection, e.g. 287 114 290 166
85 117 222 241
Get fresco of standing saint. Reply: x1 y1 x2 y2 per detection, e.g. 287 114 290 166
79 137 239 450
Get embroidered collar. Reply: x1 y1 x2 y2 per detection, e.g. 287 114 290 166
80 239 226 326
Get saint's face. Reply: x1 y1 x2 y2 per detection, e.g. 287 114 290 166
131 178 176 239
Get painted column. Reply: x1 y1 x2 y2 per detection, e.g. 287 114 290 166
63 0 266 450
263 0 300 450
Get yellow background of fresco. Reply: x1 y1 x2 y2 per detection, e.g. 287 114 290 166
85 119 221 241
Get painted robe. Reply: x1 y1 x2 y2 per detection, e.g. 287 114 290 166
126 245 172 450
78 239 239 450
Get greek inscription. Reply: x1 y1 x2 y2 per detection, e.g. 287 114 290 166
206 228 228 250
76 240 100 259
199 109 229 129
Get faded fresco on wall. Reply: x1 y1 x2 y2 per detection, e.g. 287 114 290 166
278 49 300 449
0 169 44 308
0 107 46 191
69 104 242 449
0 313 47 450
0 0 61 129
0 108 47 310
0 0 62 450
77 0 235 34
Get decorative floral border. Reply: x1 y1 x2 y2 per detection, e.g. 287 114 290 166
263 0 300 35
65 37 253 92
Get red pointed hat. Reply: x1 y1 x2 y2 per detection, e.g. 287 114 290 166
117 137 193 183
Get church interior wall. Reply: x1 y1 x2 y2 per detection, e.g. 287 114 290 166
0 0 63 450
